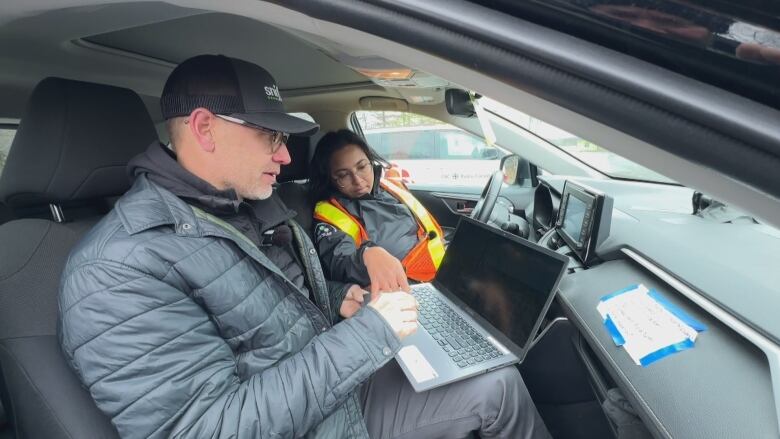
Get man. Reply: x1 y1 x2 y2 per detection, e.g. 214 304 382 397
58 54 550 439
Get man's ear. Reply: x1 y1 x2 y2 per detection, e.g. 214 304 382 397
188 108 216 153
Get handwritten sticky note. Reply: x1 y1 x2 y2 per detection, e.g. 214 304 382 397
597 284 706 366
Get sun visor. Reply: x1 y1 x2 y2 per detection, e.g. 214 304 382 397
359 97 409 111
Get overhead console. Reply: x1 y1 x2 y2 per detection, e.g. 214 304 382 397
554 180 613 265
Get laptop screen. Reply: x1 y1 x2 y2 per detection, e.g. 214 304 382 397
436 218 567 351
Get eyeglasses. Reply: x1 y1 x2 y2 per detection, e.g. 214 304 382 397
332 160 373 188
215 114 290 153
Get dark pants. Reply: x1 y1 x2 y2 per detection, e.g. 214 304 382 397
360 360 552 439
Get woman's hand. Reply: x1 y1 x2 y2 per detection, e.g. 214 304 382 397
363 246 410 298
339 284 368 318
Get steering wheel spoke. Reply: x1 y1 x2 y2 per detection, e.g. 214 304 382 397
470 170 503 223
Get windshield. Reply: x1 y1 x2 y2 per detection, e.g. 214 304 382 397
482 98 676 184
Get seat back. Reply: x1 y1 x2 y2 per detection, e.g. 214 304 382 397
0 77 157 438
0 202 12 225
278 134 316 235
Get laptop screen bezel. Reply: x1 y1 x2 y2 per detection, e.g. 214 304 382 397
431 216 569 362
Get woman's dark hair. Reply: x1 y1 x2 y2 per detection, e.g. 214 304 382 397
308 129 388 202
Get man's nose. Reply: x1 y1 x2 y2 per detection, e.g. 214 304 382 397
273 142 292 165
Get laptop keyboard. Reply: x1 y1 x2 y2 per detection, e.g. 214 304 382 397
413 285 503 368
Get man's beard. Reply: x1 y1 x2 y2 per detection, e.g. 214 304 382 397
240 184 274 201
222 175 274 201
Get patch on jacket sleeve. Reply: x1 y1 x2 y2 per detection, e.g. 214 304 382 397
315 223 337 241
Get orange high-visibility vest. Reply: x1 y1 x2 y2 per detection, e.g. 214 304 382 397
314 179 445 282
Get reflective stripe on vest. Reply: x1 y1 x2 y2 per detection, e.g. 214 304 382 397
313 178 445 282
314 199 368 246
379 180 445 270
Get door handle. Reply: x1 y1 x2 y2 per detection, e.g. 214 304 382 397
455 201 474 214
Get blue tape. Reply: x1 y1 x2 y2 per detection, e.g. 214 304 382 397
647 289 707 332
604 316 626 346
600 284 640 302
639 338 695 367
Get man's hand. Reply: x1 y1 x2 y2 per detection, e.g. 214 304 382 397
339 284 367 319
363 246 410 298
368 291 419 340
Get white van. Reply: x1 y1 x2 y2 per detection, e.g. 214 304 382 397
364 125 506 186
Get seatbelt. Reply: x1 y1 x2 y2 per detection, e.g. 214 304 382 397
312 179 445 281
379 180 446 277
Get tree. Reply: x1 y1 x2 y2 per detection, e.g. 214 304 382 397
356 111 442 130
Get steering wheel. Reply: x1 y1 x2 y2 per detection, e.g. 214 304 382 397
470 170 503 223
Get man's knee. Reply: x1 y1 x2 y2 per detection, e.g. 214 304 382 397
485 366 528 401
480 367 549 438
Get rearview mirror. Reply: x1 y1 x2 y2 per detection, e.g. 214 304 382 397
445 89 476 117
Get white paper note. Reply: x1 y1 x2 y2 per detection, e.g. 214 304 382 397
598 285 698 366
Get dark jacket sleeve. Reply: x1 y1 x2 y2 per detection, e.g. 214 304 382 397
313 222 374 287
59 259 400 439
326 280 354 322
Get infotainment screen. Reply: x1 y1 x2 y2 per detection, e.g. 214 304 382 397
561 195 588 244
555 181 613 264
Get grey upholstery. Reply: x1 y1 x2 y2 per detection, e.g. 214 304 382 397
0 203 12 225
0 77 157 438
0 78 157 208
278 134 312 183
278 135 315 235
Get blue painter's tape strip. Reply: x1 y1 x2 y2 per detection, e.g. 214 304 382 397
647 289 707 332
639 338 695 367
604 316 626 346
600 284 640 303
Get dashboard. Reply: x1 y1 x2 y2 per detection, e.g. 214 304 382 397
529 175 780 438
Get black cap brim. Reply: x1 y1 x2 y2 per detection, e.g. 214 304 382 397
228 111 319 136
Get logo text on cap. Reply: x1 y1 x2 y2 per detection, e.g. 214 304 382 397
264 85 282 102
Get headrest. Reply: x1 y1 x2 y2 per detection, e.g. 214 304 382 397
278 135 312 183
0 77 158 208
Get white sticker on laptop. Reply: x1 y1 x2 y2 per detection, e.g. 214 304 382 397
487 336 510 355
397 345 439 383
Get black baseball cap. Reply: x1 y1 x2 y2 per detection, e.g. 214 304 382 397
160 54 319 136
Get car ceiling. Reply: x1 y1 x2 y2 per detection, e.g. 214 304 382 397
0 2 413 120
83 13 368 90
0 2 484 167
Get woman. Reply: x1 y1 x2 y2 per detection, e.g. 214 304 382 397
309 129 445 296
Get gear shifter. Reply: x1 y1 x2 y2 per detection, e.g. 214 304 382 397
496 217 530 239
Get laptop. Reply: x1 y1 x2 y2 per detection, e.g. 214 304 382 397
395 216 568 392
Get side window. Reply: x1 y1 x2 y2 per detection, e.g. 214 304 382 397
438 131 482 159
365 132 387 157
355 111 505 186
0 126 16 178
400 131 436 159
